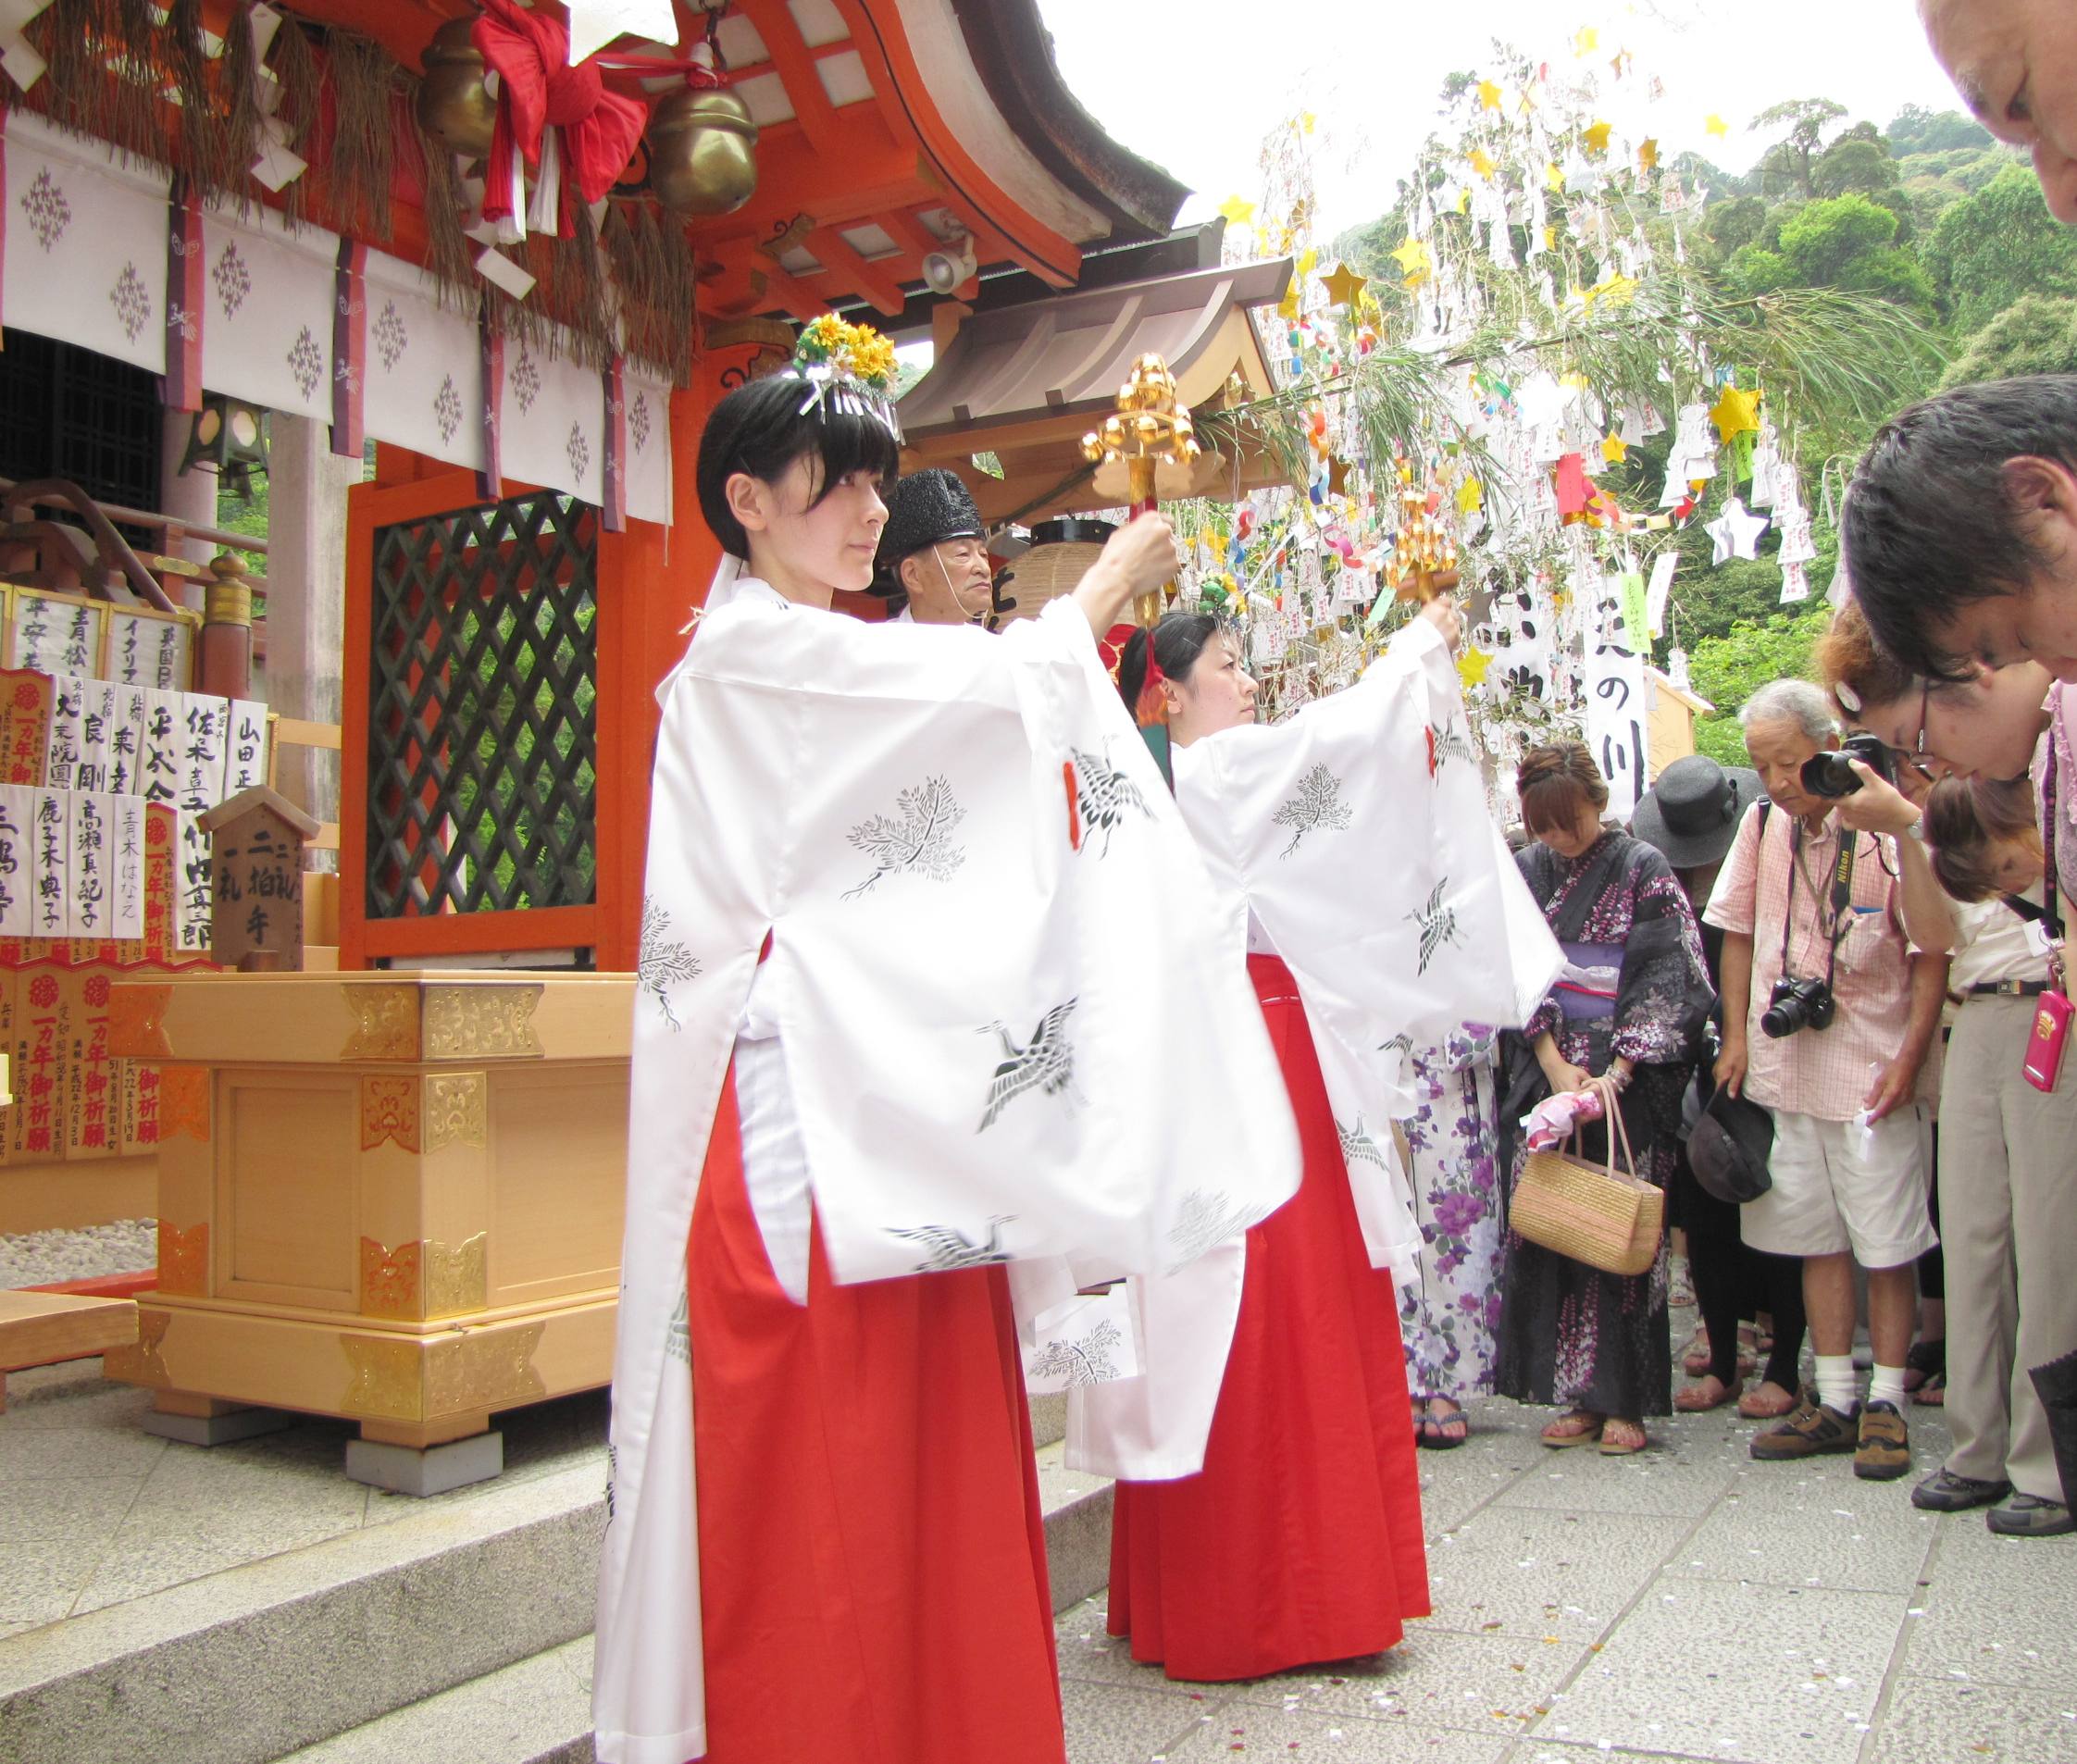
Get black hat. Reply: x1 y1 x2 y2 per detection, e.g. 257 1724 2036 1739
1631 754 1763 869
872 468 983 596
1685 1075 1774 1206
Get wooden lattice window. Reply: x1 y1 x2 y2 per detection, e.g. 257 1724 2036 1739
365 491 598 919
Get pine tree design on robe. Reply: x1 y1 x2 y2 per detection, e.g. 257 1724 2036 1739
1028 1317 1126 1387
1273 764 1353 857
888 1214 1017 1272
976 1000 1080 1130
1409 877 1462 975
1068 746 1150 857
1164 1187 1266 1275
843 775 968 898
638 898 700 1030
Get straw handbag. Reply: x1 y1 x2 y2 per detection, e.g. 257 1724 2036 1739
1511 1087 1663 1277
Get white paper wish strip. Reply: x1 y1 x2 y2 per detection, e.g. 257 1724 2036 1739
0 782 33 937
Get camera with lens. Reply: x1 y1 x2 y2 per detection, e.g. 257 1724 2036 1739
1761 974 1836 1039
1799 732 1897 800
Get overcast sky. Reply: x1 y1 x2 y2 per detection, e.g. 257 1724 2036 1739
1037 1 1967 241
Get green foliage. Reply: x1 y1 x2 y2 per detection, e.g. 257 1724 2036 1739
1923 162 2077 332
1685 607 1834 760
1776 195 1930 304
1752 98 1848 199
1885 105 1994 155
1939 292 2077 386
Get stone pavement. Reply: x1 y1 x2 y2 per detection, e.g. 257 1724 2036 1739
1052 1395 2077 1764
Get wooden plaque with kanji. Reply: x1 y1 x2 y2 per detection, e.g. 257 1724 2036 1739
195 786 319 971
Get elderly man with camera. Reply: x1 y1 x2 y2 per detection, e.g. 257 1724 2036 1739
1703 680 1950 1480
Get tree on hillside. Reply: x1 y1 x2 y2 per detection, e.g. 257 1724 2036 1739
1923 162 2077 332
1685 608 1834 767
1939 292 2077 386
1753 98 1848 198
1885 105 1994 155
1729 194 1934 310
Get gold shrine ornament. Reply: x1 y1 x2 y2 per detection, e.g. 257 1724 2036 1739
1387 458 1461 603
1080 354 1200 628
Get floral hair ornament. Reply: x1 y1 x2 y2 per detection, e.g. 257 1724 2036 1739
789 315 902 441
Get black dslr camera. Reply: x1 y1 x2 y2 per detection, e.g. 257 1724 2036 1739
1761 974 1836 1038
1799 732 1897 799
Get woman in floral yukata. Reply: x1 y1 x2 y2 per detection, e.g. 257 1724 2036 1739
1494 739 1712 1455
1402 1027 1504 1448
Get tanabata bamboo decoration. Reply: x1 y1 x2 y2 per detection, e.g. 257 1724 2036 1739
1387 457 1460 603
1081 354 1200 629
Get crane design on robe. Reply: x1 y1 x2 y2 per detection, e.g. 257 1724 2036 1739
976 998 1080 1130
889 1214 1018 1271
1069 749 1150 858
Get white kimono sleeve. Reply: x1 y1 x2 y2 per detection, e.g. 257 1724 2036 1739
596 594 1301 1764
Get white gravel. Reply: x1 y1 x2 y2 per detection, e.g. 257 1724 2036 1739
0 1218 156 1288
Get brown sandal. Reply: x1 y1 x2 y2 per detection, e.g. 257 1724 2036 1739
1599 1418 1649 1455
1541 1410 1604 1448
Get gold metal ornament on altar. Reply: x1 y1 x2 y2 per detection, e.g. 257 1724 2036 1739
1079 354 1200 627
1387 458 1460 603
649 86 760 217
416 19 498 161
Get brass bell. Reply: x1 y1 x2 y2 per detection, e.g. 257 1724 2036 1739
649 86 760 217
417 18 497 161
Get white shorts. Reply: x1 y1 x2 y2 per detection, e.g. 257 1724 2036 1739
1741 1105 1936 1269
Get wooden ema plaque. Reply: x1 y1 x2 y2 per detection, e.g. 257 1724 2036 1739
195 788 317 972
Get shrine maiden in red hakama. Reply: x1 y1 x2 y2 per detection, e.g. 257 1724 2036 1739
1081 611 1561 1682
594 531 1301 1758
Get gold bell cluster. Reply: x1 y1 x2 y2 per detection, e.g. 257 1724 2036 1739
1387 457 1461 603
417 20 760 218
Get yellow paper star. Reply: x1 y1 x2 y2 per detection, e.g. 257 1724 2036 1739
1300 110 1317 134
1457 187 1472 214
1391 237 1434 283
1546 161 1566 192
1277 281 1301 321
1457 646 1494 689
1322 262 1369 308
1584 120 1613 155
1705 113 1729 139
1477 80 1503 111
1582 272 1638 312
1637 137 1659 172
1573 25 1598 55
1457 477 1485 516
1609 48 1633 78
1469 147 1498 180
1297 246 1319 279
1709 382 1760 442
1217 195 1256 228
1541 224 1557 253
1601 432 1629 464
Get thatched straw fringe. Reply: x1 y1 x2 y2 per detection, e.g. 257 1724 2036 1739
527 205 616 370
402 88 478 311
270 11 323 230
216 2 264 218
167 0 243 205
603 202 694 384
322 29 395 240
29 0 164 166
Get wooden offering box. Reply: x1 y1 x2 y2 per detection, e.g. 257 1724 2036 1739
106 972 632 1456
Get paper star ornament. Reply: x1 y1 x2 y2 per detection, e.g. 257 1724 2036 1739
1546 161 1566 192
1704 113 1729 139
1478 80 1503 110
1457 477 1485 515
1637 137 1659 172
1602 432 1629 465
1583 272 1638 312
1706 496 1769 565
1573 25 1598 55
1217 195 1256 228
1709 382 1760 443
1457 646 1494 689
1322 262 1369 308
1583 120 1613 155
1327 456 1353 497
1391 237 1435 283
1469 147 1498 180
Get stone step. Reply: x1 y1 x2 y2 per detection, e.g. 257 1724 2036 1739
0 1413 1110 1764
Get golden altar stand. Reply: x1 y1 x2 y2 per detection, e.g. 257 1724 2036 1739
106 971 630 1491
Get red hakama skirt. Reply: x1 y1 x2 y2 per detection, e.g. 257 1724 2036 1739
1106 954 1432 1681
686 1062 1066 1763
